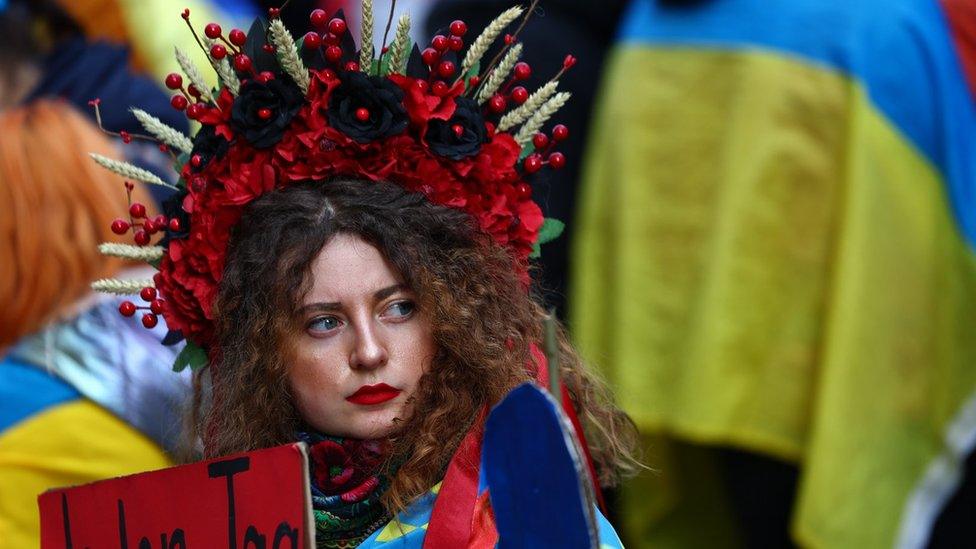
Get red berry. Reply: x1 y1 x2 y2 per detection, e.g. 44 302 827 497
119 130 131 144
450 20 468 37
168 218 182 232
210 44 227 59
321 69 337 79
258 71 276 83
233 54 252 72
452 124 464 138
523 154 543 173
164 73 183 89
303 31 321 49
421 47 439 66
190 154 202 168
415 80 428 92
432 35 448 52
552 124 569 141
563 54 577 70
437 60 455 78
513 62 531 80
448 36 463 51
504 33 514 45
111 219 130 234
150 299 165 315
262 44 275 53
229 28 247 46
129 202 147 218
268 7 281 19
154 214 167 226
144 219 158 234
344 61 359 72
488 94 507 113
515 182 533 200
158 144 169 153
140 286 158 302
511 86 529 104
204 23 222 39
186 103 204 119
328 18 347 35
188 85 202 98
323 32 340 45
548 152 566 169
355 107 370 121
325 45 342 62
134 230 150 246
119 301 137 317
532 133 549 149
432 81 448 96
310 9 327 26
258 107 273 120
142 313 159 329
468 75 480 87
181 8 190 20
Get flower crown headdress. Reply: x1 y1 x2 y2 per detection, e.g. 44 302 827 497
90 1 573 372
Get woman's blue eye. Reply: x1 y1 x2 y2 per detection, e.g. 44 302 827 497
386 301 416 318
308 316 341 332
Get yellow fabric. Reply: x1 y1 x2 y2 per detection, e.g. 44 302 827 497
572 47 976 548
0 400 173 548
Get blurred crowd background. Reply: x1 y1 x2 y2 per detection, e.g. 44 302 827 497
2 0 975 547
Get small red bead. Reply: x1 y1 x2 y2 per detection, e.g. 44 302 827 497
150 299 165 315
344 61 359 72
321 69 337 79
119 130 131 144
452 124 464 138
164 73 183 90
432 81 449 96
310 8 327 26
548 152 566 169
415 80 429 92
449 20 468 37
181 8 190 20
142 313 159 329
303 31 321 49
258 71 276 83
144 219 158 234
523 154 543 173
154 214 167 226
513 62 531 80
187 84 201 97
323 32 340 45
262 44 275 53
532 133 549 150
119 301 137 317
488 94 507 113
204 23 222 39
563 54 577 70
431 35 448 52
437 60 455 78
129 203 147 218
511 86 529 104
268 7 281 18
552 124 569 141
168 218 182 232
504 33 514 45
140 286 158 302
186 102 203 119
421 47 439 66
233 54 252 72
210 44 227 59
468 75 480 87
190 154 202 168
111 219 130 234
229 28 247 46
134 230 150 246
328 18 347 36
158 144 169 153
258 107 273 120
515 182 533 200
355 107 370 121
325 45 342 62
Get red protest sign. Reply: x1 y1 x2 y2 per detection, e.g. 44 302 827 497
38 443 313 549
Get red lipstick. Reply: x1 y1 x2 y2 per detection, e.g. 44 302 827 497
346 383 401 405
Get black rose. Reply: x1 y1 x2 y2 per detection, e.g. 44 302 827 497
425 97 488 160
189 125 230 172
230 78 304 148
327 71 407 143
159 188 190 248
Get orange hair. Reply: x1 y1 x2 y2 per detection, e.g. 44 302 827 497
0 100 154 348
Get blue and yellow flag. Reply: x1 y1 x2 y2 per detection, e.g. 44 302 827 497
572 0 976 547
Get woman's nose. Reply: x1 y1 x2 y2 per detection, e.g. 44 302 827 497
350 321 388 370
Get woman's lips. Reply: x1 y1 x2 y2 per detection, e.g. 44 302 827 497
346 383 401 405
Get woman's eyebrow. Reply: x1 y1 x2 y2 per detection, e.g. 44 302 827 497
374 284 407 301
298 284 407 314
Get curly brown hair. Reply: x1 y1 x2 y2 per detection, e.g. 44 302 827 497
194 178 639 516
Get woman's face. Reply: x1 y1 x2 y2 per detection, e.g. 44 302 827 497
288 233 436 439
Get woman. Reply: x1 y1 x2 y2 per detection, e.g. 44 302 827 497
88 2 639 545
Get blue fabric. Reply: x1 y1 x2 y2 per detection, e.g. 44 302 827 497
0 356 79 434
617 0 976 247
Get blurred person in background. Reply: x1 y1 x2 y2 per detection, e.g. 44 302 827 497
572 0 976 547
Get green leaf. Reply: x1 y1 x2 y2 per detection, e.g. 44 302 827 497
173 341 208 372
463 61 480 92
529 218 565 259
518 141 535 161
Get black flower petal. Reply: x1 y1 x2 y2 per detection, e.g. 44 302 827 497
425 97 488 160
188 124 230 172
159 188 190 248
326 71 408 143
231 78 304 148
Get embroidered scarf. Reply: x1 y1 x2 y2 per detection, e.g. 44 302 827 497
297 431 397 548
